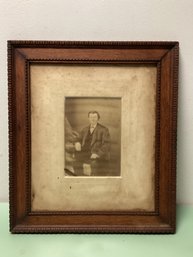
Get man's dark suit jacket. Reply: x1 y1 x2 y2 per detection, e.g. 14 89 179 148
79 123 110 160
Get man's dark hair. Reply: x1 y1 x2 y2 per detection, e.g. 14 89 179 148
88 111 100 119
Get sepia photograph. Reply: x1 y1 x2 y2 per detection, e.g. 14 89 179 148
65 97 121 176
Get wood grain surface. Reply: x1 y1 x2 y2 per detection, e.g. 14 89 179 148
8 41 179 233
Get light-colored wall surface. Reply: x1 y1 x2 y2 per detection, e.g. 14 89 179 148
0 0 193 204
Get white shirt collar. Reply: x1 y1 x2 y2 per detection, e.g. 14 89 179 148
90 123 97 129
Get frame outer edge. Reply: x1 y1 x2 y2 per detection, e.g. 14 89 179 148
171 42 179 232
7 40 178 49
8 41 15 231
11 225 174 234
8 41 179 234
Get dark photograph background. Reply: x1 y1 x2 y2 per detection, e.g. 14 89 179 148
65 97 121 176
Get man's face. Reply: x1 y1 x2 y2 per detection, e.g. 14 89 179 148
88 113 99 126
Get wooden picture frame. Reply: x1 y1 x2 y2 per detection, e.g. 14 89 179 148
8 41 179 233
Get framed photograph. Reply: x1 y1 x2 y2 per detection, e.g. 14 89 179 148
8 41 179 233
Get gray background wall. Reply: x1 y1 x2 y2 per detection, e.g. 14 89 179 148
0 0 193 204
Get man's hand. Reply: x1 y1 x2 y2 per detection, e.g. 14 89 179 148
75 142 81 151
90 153 99 159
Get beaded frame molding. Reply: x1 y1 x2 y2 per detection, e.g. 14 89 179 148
8 41 179 234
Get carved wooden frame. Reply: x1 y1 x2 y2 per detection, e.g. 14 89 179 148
8 41 179 233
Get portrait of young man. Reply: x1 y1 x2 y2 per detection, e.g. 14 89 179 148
74 111 110 176
65 97 121 177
